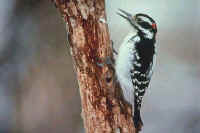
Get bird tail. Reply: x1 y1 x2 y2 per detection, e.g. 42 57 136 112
133 106 143 132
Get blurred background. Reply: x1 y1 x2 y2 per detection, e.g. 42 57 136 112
0 0 199 133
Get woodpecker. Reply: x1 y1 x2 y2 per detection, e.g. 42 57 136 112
115 9 157 131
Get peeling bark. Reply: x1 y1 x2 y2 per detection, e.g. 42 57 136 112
52 0 136 132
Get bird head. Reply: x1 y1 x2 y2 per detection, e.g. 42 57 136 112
117 9 157 39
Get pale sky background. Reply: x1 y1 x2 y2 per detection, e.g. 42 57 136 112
0 0 200 133
106 0 200 133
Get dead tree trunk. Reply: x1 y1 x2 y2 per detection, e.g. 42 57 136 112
52 0 136 132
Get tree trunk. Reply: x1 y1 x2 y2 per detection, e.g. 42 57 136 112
52 0 136 132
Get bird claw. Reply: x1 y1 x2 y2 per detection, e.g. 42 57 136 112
111 40 118 55
96 40 117 67
96 62 104 67
96 57 114 67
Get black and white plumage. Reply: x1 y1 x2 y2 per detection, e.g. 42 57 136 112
115 9 157 131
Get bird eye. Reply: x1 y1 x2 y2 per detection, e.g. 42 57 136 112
136 18 142 22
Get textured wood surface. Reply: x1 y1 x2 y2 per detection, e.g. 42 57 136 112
52 0 136 132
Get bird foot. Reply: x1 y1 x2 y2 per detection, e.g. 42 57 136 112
96 57 114 67
111 40 118 55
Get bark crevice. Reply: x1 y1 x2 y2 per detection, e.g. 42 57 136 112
52 0 136 132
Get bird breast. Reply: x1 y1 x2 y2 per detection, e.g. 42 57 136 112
115 32 140 104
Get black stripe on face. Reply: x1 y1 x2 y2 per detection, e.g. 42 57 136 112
136 13 156 23
138 21 152 29
136 16 153 29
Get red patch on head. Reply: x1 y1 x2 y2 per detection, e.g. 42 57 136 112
152 23 157 29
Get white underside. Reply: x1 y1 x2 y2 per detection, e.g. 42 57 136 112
115 31 140 106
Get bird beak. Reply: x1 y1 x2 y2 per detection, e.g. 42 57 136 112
117 9 135 23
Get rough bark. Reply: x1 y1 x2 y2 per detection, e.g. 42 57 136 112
52 0 136 132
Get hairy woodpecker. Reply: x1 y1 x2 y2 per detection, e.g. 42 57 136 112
115 9 157 131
